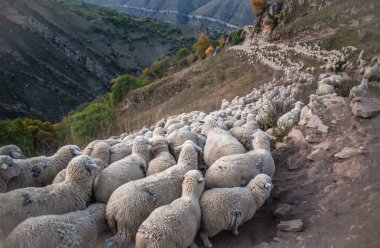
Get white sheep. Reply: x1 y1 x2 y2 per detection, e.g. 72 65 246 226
167 126 202 155
146 136 176 176
202 118 246 167
204 131 275 189
7 145 82 191
349 79 369 98
0 155 98 237
0 156 21 193
200 174 273 247
0 145 25 159
105 140 202 247
52 142 111 184
167 116 190 134
4 203 107 248
277 101 304 130
109 141 133 164
135 170 204 248
93 136 150 203
363 64 380 81
316 81 336 96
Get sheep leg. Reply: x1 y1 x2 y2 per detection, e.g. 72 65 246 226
200 231 213 248
190 241 199 248
231 210 242 236
105 236 116 248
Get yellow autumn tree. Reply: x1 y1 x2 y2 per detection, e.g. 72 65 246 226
205 46 214 56
194 33 211 58
252 0 268 16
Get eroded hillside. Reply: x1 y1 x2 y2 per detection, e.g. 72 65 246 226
0 0 194 122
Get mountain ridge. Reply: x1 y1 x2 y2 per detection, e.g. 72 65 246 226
83 0 254 31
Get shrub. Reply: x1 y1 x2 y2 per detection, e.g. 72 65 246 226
0 118 59 156
231 29 246 45
110 75 147 105
149 57 171 78
194 33 211 58
66 99 116 144
175 48 190 61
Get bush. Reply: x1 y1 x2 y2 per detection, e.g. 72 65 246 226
141 57 172 79
231 30 246 45
194 33 211 58
66 99 116 143
110 75 147 105
0 118 59 156
175 48 190 61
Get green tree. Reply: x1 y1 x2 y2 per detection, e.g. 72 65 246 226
110 75 147 105
175 48 190 61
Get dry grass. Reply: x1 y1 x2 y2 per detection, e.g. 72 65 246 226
115 51 281 133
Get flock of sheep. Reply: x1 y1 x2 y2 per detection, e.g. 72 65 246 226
1 39 379 248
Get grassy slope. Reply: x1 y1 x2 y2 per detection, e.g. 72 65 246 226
115 51 282 132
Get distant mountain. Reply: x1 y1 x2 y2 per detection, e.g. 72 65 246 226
83 0 254 31
0 0 194 122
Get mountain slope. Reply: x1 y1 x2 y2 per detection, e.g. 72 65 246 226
0 0 194 122
83 0 254 31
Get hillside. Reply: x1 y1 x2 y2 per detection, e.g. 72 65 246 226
83 0 254 31
0 0 194 122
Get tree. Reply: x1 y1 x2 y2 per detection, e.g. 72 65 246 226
194 33 211 58
175 48 190 61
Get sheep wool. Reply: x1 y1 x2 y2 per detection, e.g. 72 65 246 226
136 170 205 248
52 142 111 185
200 174 273 248
146 136 176 176
0 156 21 193
109 141 133 164
7 145 82 191
0 155 98 238
205 131 275 189
0 145 25 159
277 101 304 130
93 136 149 203
4 203 107 248
105 140 201 247
202 118 246 167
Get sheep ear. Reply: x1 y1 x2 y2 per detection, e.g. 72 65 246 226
10 151 22 159
193 144 203 153
264 183 272 189
266 133 276 141
146 139 153 146
198 177 204 182
1 163 8 170
71 148 82 156
174 144 184 153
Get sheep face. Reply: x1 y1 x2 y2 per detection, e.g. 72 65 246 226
248 174 273 193
0 155 21 180
175 141 202 164
66 155 99 182
57 145 82 159
182 170 204 198
252 131 273 150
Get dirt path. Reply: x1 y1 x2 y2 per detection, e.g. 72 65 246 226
208 92 380 248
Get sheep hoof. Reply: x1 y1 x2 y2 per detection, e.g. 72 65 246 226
233 229 239 236
200 232 213 248
105 236 116 248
